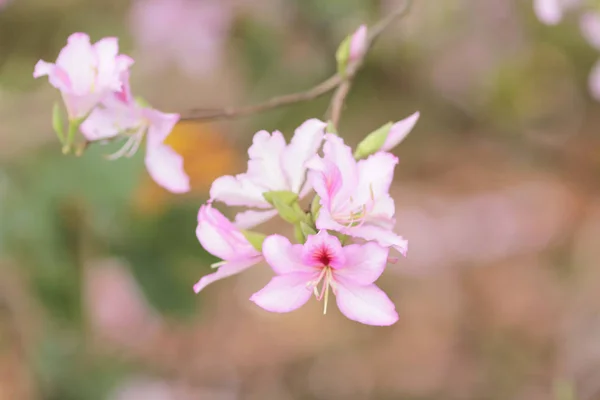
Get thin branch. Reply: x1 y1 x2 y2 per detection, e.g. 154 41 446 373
180 0 414 122
181 75 341 121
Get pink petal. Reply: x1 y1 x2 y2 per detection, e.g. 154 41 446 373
335 282 398 326
246 130 289 190
79 103 139 141
306 157 343 211
381 111 420 152
210 175 272 209
250 273 315 313
349 25 367 62
144 109 179 147
262 235 311 275
193 257 262 294
301 231 345 269
233 209 278 229
355 152 398 205
336 242 389 285
55 33 96 95
281 118 326 193
348 224 408 256
33 61 72 92
93 37 122 91
589 59 600 101
321 134 359 209
196 204 260 262
145 143 190 193
580 12 600 51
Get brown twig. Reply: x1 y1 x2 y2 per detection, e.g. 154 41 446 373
180 0 414 123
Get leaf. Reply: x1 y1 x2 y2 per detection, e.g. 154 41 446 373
300 221 317 237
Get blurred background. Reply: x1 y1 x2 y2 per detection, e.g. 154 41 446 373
1 0 600 399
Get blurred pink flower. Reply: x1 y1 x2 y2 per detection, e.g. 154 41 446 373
33 33 133 120
306 134 408 256
349 25 368 64
580 12 600 50
85 263 159 347
194 203 263 294
129 0 232 77
80 71 189 193
533 0 580 25
381 111 420 152
210 119 326 229
251 231 398 326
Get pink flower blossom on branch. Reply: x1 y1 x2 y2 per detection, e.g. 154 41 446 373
80 71 190 193
349 25 368 64
193 204 263 294
129 0 232 77
33 33 133 120
307 134 408 256
533 0 580 25
251 231 398 326
210 119 326 229
381 111 420 152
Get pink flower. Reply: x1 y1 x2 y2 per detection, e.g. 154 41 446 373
210 119 327 229
533 0 580 25
193 204 263 294
580 12 600 50
251 231 398 326
349 25 368 64
381 111 420 152
33 33 133 120
129 0 232 77
80 71 189 193
307 134 408 255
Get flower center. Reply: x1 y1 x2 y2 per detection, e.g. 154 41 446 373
313 246 332 266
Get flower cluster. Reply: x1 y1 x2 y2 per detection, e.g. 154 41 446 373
194 112 420 326
533 0 600 100
33 33 190 193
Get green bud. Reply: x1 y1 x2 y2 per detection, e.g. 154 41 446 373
353 122 393 160
336 34 352 77
241 230 266 252
135 96 152 108
262 190 298 207
52 102 66 145
294 224 306 244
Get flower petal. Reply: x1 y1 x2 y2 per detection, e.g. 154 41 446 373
233 209 278 229
196 204 260 261
246 130 289 191
262 234 310 275
335 282 398 326
55 33 96 95
336 242 389 285
348 224 408 256
281 118 326 193
193 257 262 294
349 25 368 62
381 111 420 152
250 273 315 313
321 134 359 210
145 142 190 193
79 104 139 141
210 174 272 208
355 152 398 205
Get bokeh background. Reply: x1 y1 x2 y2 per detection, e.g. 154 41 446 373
1 0 600 399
